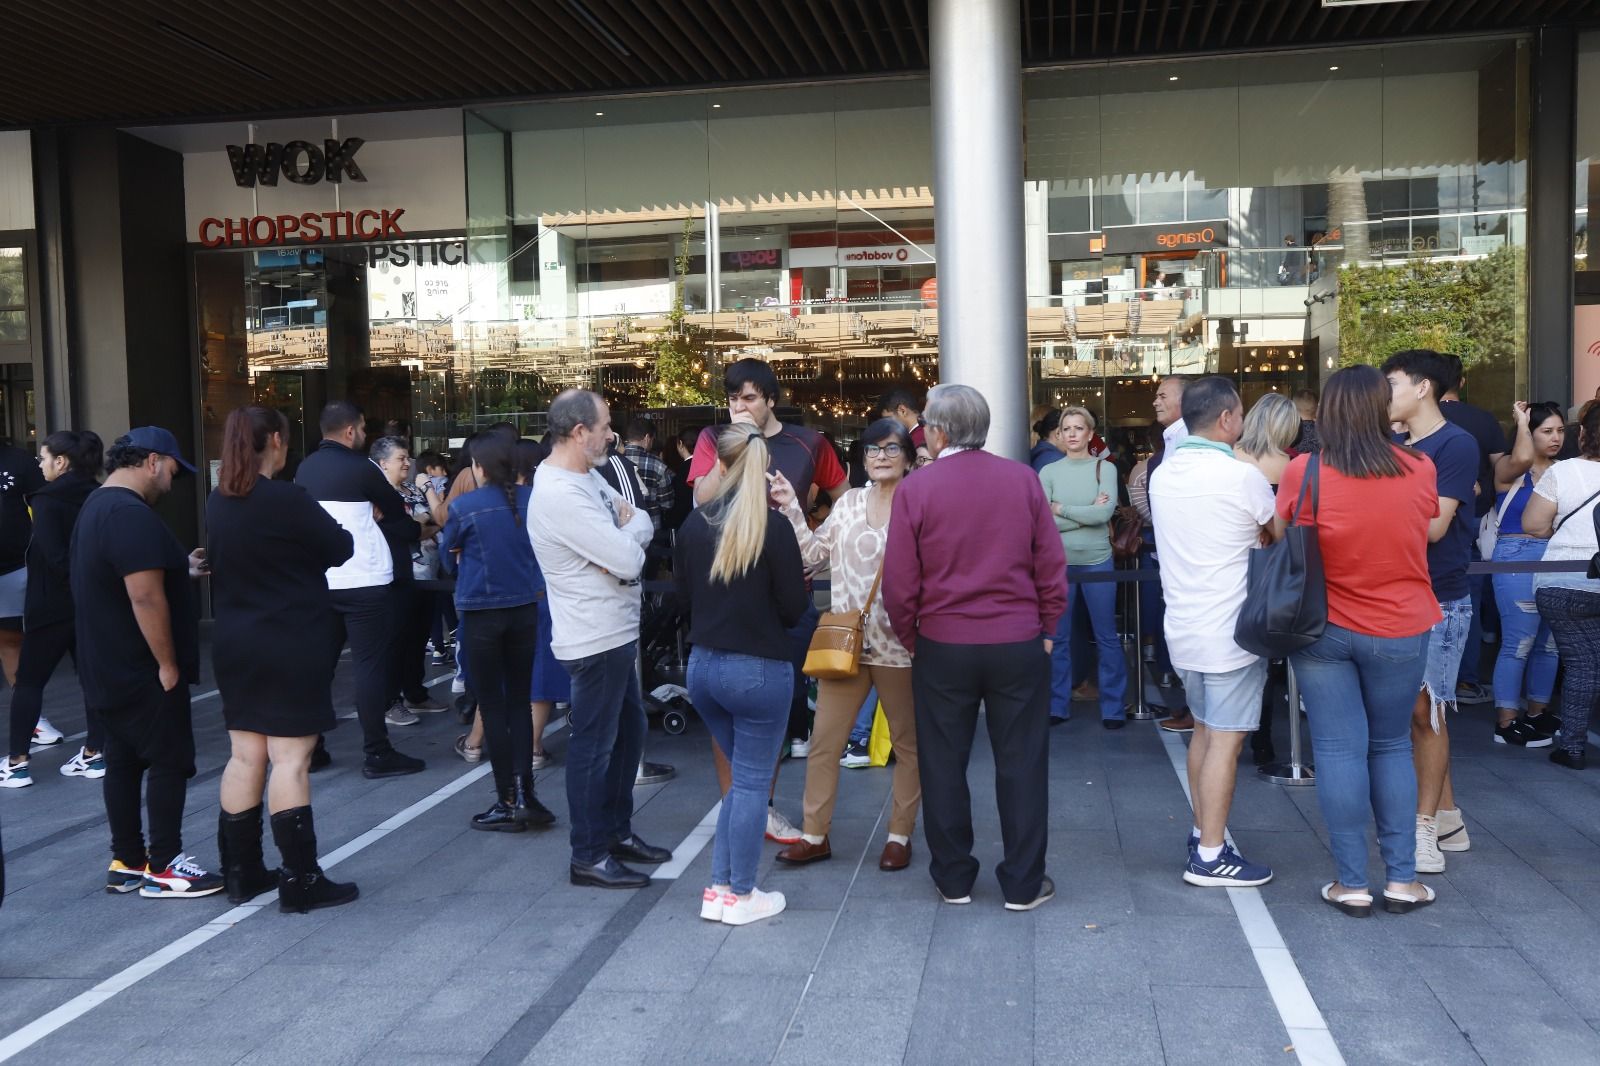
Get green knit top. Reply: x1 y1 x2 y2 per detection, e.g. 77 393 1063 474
1038 456 1118 566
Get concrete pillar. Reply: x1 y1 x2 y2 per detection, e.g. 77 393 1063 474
930 0 1028 460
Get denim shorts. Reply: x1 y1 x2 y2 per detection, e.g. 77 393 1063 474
1176 659 1268 732
1422 595 1473 731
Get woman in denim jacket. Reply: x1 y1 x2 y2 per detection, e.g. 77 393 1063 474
439 434 556 833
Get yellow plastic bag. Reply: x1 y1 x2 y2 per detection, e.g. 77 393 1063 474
868 703 893 767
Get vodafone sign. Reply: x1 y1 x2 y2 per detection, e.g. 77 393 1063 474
838 243 935 268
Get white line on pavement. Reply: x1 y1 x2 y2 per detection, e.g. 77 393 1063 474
1156 728 1346 1066
650 800 721 881
0 760 493 1064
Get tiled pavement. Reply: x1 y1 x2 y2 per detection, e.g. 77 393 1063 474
2 644 1599 1065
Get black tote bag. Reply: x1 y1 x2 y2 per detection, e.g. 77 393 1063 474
1234 454 1327 658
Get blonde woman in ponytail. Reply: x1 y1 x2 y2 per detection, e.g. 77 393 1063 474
674 424 810 927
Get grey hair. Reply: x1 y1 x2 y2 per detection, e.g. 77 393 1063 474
368 435 409 463
548 389 603 439
1239 392 1300 460
923 384 990 451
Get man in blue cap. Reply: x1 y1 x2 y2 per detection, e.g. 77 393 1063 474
71 427 222 898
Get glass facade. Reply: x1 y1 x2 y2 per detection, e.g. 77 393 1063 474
188 35 1535 471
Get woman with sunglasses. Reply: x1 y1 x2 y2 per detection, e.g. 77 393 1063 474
771 418 921 873
1486 401 1564 748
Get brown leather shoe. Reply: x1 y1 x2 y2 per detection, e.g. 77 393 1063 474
776 836 831 865
878 840 911 871
1158 712 1194 734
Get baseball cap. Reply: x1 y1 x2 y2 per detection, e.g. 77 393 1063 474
124 427 197 474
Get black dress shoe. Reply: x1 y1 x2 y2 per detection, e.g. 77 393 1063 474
1101 719 1125 731
363 747 425 779
472 797 526 833
610 834 672 864
570 856 651 889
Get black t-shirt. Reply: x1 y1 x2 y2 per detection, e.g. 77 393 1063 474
70 487 199 707
0 444 45 574
1440 400 1508 519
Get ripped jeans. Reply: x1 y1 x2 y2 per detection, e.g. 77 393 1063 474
1422 596 1473 732
1489 537 1558 712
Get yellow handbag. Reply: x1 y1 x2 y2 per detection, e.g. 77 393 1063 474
801 561 885 680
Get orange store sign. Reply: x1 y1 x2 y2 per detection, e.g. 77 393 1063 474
198 209 407 248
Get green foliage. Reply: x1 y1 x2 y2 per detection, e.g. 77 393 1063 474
650 218 720 407
1335 245 1525 373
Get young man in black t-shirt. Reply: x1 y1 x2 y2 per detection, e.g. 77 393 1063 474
71 428 221 899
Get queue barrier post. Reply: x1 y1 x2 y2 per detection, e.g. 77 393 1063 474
635 613 676 786
1127 570 1156 721
1259 661 1314 787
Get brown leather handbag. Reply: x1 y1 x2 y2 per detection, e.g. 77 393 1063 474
1089 458 1142 562
802 561 885 680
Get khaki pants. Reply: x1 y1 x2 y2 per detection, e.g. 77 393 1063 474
802 664 920 838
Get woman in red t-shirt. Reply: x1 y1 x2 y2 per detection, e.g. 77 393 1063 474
1274 365 1441 918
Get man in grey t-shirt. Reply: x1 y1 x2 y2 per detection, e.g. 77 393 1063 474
529 390 673 890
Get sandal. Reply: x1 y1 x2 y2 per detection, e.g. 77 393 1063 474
454 734 482 764
1382 883 1436 914
1321 881 1372 918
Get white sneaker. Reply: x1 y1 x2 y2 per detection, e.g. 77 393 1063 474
384 703 421 727
32 717 63 746
0 760 33 788
789 737 811 759
1415 815 1446 874
764 807 802 845
721 887 786 926
450 676 466 695
699 885 729 921
1436 807 1471 853
60 748 106 779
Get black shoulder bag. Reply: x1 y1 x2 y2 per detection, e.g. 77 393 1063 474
1234 454 1327 658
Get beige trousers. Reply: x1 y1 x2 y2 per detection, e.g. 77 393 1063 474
802 664 920 838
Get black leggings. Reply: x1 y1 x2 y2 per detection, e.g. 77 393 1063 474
461 602 538 791
7 619 101 758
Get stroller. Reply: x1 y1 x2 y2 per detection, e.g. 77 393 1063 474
639 584 693 735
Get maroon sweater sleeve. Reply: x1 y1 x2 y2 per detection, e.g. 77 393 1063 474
1028 474 1068 638
884 481 922 656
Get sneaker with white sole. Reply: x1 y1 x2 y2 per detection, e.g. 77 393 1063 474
384 702 421 727
32 717 63 745
0 760 32 788
59 748 106 779
139 854 225 898
1415 815 1446 874
764 807 802 845
789 737 811 759
1004 876 1056 912
106 858 147 894
1182 844 1273 887
450 676 467 695
700 885 730 921
1436 807 1470 853
722 887 786 926
839 742 871 769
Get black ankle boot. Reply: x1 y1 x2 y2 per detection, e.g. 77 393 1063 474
471 788 525 833
270 806 359 914
511 774 557 828
218 806 278 904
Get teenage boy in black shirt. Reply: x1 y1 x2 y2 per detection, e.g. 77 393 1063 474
71 428 221 898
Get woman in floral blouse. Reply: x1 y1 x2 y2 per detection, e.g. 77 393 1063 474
770 418 921 873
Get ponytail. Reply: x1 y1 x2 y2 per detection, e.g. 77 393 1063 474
217 406 287 497
469 434 522 519
708 425 772 584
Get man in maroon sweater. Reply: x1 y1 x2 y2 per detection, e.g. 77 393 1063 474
884 384 1067 910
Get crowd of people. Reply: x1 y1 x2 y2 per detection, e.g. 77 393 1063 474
1 348 1597 927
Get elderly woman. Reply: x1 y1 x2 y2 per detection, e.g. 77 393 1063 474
884 385 1066 911
370 436 445 726
771 417 921 873
1038 406 1127 728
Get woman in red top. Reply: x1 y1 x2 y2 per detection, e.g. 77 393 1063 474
1275 365 1441 918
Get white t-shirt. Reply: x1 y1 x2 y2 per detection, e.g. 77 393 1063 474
1149 442 1276 673
1163 418 1189 451
1532 457 1600 592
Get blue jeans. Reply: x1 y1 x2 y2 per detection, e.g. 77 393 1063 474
1490 538 1558 711
785 602 821 741
1051 558 1128 721
1291 624 1428 889
849 687 877 746
562 641 647 866
687 647 793 895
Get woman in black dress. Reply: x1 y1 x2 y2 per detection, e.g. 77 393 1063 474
207 406 360 914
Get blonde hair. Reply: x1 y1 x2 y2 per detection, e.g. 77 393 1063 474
1239 392 1300 459
708 424 772 584
1059 406 1096 432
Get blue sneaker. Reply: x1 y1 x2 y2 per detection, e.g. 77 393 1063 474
1182 844 1272 887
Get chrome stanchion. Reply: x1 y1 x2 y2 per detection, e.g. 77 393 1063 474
1259 661 1314 786
635 631 675 786
1127 569 1156 720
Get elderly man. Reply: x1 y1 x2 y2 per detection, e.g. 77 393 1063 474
884 385 1067 911
530 389 673 890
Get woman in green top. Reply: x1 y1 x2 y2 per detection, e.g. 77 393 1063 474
1039 407 1128 728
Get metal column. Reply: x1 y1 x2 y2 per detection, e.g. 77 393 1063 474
929 0 1029 462
1528 28 1577 407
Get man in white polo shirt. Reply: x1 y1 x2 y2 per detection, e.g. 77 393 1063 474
1150 376 1277 888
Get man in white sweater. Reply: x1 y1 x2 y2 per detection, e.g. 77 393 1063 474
530 390 673 890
